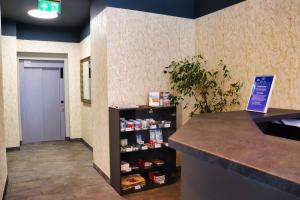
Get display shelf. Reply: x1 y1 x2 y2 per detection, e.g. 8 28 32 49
109 106 177 195
121 164 165 175
121 127 171 133
120 145 169 154
121 179 176 195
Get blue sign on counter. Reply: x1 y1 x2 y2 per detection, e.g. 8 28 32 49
247 76 276 113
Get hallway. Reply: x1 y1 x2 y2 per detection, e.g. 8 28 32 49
5 141 180 200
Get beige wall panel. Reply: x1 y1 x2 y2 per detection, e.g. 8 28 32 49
91 10 110 177
1 36 20 148
196 0 300 110
107 8 195 108
106 8 195 126
80 36 93 147
0 20 8 198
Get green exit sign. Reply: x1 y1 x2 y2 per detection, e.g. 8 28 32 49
38 0 61 14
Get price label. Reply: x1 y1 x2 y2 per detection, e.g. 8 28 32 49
135 185 141 190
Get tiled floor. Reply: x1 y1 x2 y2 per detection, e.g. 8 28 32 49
6 141 180 200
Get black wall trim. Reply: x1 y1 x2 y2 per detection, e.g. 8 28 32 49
69 138 82 142
93 163 111 184
68 138 93 152
2 176 8 200
81 139 93 152
6 147 20 152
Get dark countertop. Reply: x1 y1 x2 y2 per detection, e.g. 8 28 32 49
169 108 300 197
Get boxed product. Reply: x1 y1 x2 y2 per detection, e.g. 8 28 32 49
149 92 160 107
121 161 131 172
125 120 134 131
149 171 166 184
136 119 148 130
155 129 163 144
121 174 146 190
150 130 156 144
138 159 152 169
152 159 165 166
120 118 126 132
120 139 128 147
162 92 171 106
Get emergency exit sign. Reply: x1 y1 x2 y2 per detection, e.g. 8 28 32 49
38 0 61 13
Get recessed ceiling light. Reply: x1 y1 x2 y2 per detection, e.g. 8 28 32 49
28 9 58 19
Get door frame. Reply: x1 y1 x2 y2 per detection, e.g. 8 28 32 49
17 53 70 142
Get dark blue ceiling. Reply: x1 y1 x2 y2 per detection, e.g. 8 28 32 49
1 0 245 43
195 0 245 18
94 0 245 19
1 0 90 28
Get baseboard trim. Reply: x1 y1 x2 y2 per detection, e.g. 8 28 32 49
6 147 20 152
176 166 181 177
2 176 8 200
70 138 82 142
81 139 93 152
93 163 111 184
67 138 93 152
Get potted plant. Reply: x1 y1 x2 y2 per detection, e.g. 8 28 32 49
164 54 243 116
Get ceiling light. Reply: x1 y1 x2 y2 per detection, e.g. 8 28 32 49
28 9 58 19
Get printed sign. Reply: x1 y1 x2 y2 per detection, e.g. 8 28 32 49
39 0 61 13
246 76 276 113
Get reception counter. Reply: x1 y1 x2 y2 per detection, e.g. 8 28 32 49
169 109 300 200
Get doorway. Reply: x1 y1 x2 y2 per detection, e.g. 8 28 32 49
20 59 66 144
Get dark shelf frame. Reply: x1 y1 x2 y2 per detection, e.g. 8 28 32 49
109 106 177 195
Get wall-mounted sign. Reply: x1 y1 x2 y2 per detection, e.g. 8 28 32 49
39 0 61 13
247 75 276 113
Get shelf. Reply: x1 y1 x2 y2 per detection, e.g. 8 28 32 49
121 179 176 195
121 146 170 154
121 127 172 133
121 164 165 175
109 106 177 195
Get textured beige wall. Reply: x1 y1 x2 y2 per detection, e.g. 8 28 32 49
195 0 300 110
107 8 195 109
80 35 93 147
1 36 20 148
91 7 195 177
0 17 8 198
91 9 110 176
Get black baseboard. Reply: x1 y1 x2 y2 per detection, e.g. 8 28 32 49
93 163 111 184
81 139 93 152
67 138 93 152
2 176 8 200
70 138 82 142
176 166 181 177
6 147 20 152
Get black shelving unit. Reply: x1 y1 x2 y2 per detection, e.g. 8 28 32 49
109 106 177 195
